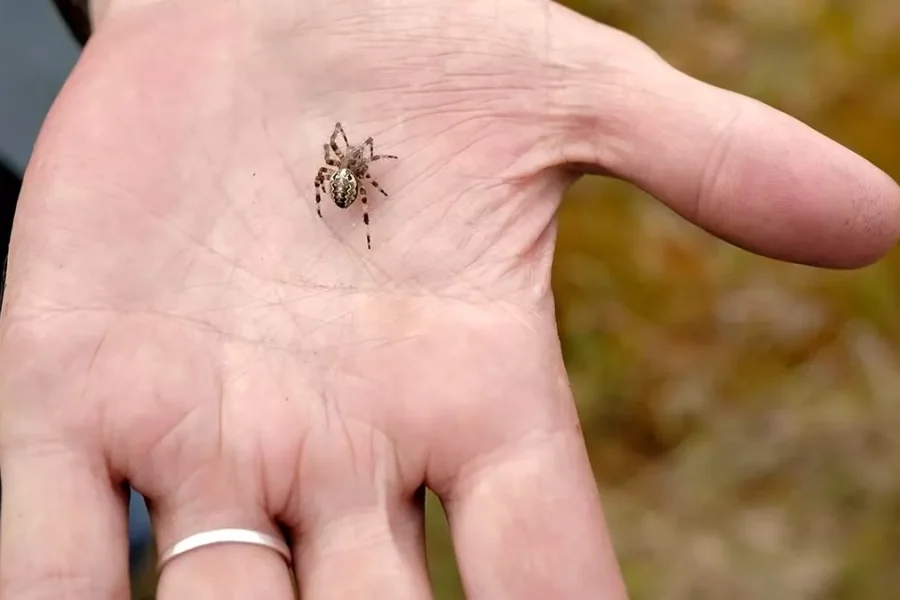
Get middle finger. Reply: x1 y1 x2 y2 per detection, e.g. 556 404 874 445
290 423 432 599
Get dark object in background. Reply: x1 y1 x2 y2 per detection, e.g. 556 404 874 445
51 0 91 46
0 154 20 278
0 155 19 505
0 156 19 233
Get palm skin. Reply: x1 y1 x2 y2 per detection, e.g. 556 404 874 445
0 1 897 600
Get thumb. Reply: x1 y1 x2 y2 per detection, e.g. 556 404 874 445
543 3 900 268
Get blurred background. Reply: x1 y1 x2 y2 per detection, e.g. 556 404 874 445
2 1 899 599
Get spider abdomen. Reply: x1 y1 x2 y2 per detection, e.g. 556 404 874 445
330 168 359 208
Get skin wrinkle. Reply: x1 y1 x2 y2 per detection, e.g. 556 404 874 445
332 397 362 482
298 407 404 517
254 4 543 125
693 97 748 229
315 4 534 70
421 361 571 495
560 58 672 178
0 437 97 473
280 411 312 529
384 116 484 193
0 327 106 448
440 421 582 503
140 265 379 350
1 567 119 600
139 400 208 490
110 334 220 485
214 361 227 471
37 192 245 308
80 326 112 441
232 379 302 519
383 117 551 281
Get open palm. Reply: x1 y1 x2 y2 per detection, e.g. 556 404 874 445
1 1 897 599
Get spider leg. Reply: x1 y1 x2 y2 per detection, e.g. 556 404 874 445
336 122 350 146
323 144 340 167
365 173 390 198
359 185 371 250
362 137 397 162
314 166 334 218
330 122 348 159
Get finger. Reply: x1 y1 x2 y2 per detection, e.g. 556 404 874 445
294 493 431 600
290 424 431 600
441 425 627 600
150 480 295 600
0 444 130 599
547 4 900 268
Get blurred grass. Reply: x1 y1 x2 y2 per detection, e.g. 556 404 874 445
133 1 900 598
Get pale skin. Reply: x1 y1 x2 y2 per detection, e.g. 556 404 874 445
0 0 898 599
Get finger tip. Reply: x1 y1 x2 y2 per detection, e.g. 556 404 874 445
728 108 900 269
824 155 900 269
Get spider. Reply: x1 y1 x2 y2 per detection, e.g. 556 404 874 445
314 122 398 250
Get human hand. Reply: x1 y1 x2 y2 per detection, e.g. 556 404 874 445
1 1 898 599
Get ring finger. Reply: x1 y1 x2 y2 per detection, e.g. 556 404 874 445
148 478 295 600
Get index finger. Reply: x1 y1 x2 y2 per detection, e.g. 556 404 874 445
0 444 130 599
439 425 627 600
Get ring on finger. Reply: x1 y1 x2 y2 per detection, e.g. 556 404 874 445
157 528 292 572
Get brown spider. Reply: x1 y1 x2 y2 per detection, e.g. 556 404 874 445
314 122 397 250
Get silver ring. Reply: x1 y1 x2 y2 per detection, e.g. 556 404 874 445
157 528 292 572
